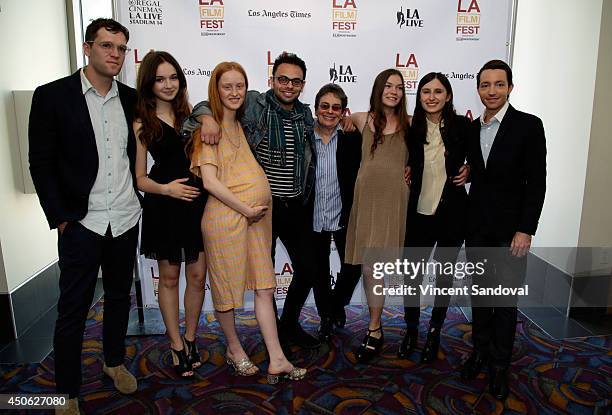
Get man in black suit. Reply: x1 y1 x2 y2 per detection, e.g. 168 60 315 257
29 18 141 413
461 60 546 401
309 84 362 341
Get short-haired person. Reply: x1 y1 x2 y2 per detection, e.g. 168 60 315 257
345 69 411 362
183 53 322 350
29 18 140 413
461 60 546 401
134 51 207 378
310 84 362 340
189 62 306 383
399 72 470 362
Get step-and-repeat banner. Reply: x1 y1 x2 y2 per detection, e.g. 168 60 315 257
116 0 514 311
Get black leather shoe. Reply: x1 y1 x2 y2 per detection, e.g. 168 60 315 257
397 329 418 359
489 365 510 401
460 351 489 381
281 323 321 349
318 316 334 342
420 328 440 363
332 306 346 329
355 326 384 363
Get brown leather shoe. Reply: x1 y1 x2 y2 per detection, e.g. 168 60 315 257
56 397 79 415
103 363 138 394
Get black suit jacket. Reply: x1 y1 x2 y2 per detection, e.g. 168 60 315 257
28 70 141 229
336 130 362 228
407 115 470 241
466 104 546 243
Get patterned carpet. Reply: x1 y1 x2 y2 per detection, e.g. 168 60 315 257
0 301 610 414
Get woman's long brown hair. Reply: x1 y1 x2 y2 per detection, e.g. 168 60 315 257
135 51 190 147
368 68 410 155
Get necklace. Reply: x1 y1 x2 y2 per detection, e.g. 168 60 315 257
222 121 241 149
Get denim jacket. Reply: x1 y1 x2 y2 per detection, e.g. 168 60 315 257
183 90 317 203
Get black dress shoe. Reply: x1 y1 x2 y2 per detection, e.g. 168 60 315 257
355 326 384 363
397 329 418 359
318 316 334 342
420 328 440 363
332 306 346 329
460 351 489 381
281 323 321 349
489 365 510 401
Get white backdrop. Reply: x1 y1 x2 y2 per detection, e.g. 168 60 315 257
116 0 514 310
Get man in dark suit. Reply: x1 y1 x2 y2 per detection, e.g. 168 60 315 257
461 60 546 401
309 84 362 341
29 18 141 413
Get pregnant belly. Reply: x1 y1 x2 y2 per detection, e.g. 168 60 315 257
229 176 272 207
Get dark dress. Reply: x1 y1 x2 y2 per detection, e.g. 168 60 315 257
140 121 207 263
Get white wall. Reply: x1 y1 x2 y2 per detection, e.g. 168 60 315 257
511 0 604 248
0 0 71 292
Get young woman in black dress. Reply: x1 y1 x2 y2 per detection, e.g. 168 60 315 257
134 51 207 377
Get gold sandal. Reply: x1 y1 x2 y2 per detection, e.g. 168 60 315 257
266 366 307 384
226 356 259 376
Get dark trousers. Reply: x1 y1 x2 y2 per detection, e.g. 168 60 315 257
312 227 362 317
403 212 463 329
466 231 526 368
271 197 320 327
54 221 138 397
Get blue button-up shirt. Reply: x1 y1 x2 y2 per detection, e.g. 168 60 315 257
313 123 342 232
480 100 510 167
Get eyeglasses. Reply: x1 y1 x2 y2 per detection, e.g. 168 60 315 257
318 103 343 112
86 41 131 55
274 76 305 87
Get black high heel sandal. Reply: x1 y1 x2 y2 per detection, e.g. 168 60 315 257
183 336 202 369
355 326 384 363
170 346 193 378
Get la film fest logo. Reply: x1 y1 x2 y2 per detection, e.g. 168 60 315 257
396 6 423 28
329 63 357 83
199 0 225 36
275 262 293 299
332 0 357 38
128 0 163 25
395 53 419 95
456 0 481 41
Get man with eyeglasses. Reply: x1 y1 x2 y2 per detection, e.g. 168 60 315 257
29 18 141 414
183 52 322 350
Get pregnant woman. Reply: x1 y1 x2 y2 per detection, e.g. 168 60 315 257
190 62 306 383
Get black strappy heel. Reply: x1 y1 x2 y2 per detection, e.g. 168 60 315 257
355 326 384 363
170 345 193 378
183 336 202 369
